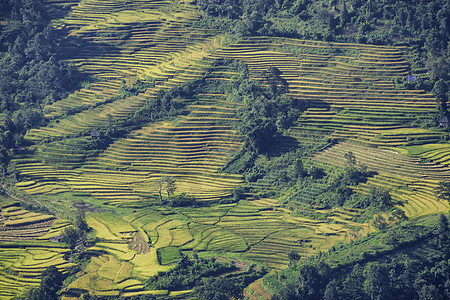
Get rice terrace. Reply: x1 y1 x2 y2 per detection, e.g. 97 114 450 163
0 0 449 299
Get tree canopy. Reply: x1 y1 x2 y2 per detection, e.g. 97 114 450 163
434 181 450 204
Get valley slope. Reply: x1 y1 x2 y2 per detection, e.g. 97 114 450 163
0 0 449 299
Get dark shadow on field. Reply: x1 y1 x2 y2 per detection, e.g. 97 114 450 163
263 135 299 156
46 1 81 21
57 33 123 60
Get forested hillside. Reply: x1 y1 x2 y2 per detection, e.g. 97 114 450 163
0 0 449 299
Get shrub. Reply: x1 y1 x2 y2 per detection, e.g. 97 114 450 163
233 185 245 201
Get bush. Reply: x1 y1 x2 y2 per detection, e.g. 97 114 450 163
233 185 245 201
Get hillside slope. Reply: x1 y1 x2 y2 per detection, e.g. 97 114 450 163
0 0 449 299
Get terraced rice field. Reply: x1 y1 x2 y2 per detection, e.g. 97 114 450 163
313 141 450 217
402 143 450 167
65 253 161 298
4 0 449 299
207 37 448 219
0 201 73 299
14 97 244 204
14 1 242 205
211 38 436 145
0 245 75 299
19 2 443 208
0 202 71 242
60 199 366 298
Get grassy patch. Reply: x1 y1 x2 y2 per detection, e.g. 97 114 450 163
157 247 181 265
403 143 450 156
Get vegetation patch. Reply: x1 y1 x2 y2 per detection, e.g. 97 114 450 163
157 247 182 266
146 255 236 291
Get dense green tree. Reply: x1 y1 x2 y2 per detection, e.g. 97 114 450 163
434 181 450 204
0 145 7 175
146 256 235 291
418 284 441 300
432 79 449 115
368 187 392 210
340 2 349 26
162 176 176 202
39 266 64 300
363 263 390 300
271 283 299 300
74 209 89 234
288 250 301 262
436 214 449 256
233 185 245 201
297 264 322 299
427 57 450 82
1 131 15 150
388 208 408 223
342 165 372 186
21 265 65 300
425 28 444 56
373 215 388 231
344 151 357 166
62 226 79 250
238 96 278 153
234 79 306 153
196 276 243 300
341 263 365 299
14 108 44 131
323 279 338 300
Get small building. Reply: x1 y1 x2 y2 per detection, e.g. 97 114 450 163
439 116 449 127
406 75 417 82
90 130 104 138
49 235 64 243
